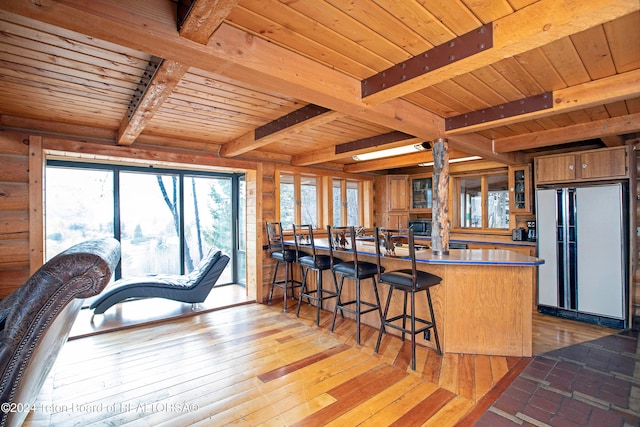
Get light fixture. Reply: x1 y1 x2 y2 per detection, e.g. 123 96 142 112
418 156 482 167
351 142 430 161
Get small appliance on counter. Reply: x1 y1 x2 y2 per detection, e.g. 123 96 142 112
526 220 536 242
512 227 527 241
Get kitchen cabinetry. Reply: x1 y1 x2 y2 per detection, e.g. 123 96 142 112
388 212 409 229
410 175 432 212
508 165 532 213
535 146 628 185
387 175 408 211
376 175 409 229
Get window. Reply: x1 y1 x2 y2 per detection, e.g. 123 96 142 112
331 179 361 226
300 176 318 226
346 181 360 226
279 173 295 230
332 179 342 226
454 171 509 231
45 161 245 284
279 172 319 229
44 166 115 258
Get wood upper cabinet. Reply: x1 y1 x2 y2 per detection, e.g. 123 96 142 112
536 154 576 183
579 148 627 180
508 165 532 213
387 175 408 211
410 175 432 212
535 147 628 185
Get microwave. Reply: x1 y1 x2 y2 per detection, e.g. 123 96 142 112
408 220 432 236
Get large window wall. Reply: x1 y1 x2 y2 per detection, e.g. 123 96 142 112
45 161 245 284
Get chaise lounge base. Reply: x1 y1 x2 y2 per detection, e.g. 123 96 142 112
90 249 230 315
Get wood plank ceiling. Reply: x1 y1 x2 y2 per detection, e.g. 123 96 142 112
0 0 639 173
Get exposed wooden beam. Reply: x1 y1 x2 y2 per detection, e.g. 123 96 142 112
117 0 236 145
0 4 435 143
447 133 525 165
334 131 415 154
220 110 345 157
1 0 521 164
43 137 257 172
493 112 640 152
291 138 421 167
446 69 640 135
178 0 238 43
117 59 189 145
601 135 626 147
361 0 639 104
343 149 470 174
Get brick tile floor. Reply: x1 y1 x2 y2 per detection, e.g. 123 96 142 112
474 331 640 427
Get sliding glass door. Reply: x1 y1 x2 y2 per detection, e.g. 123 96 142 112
45 161 244 286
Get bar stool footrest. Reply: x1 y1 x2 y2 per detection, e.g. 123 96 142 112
336 299 381 316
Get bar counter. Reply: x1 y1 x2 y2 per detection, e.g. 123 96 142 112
288 238 544 357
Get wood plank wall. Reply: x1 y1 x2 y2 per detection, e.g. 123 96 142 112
0 131 31 297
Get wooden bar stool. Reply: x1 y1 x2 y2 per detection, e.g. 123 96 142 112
265 221 301 312
374 227 442 370
328 225 385 345
293 224 342 326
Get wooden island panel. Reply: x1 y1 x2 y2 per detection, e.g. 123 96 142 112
443 265 532 356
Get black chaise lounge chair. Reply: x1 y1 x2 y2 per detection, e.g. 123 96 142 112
90 248 230 315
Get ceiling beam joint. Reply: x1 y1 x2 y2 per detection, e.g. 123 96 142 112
255 104 330 140
361 23 493 99
335 131 415 155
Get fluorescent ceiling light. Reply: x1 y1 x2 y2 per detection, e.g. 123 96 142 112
351 142 429 161
418 156 482 167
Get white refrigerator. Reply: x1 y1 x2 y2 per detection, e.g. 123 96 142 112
536 183 628 328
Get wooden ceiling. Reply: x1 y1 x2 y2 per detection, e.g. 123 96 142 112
1 0 639 173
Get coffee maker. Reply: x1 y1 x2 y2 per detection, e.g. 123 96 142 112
526 220 536 242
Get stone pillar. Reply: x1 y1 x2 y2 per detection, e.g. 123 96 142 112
431 138 449 255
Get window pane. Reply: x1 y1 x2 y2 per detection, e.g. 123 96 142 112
459 177 482 228
300 176 317 226
279 173 294 229
183 176 233 284
333 179 342 226
487 174 510 229
45 166 114 260
346 181 359 226
120 172 181 276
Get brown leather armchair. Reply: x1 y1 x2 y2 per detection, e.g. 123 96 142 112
0 238 120 427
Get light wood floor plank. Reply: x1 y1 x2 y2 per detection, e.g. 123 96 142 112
22 301 621 426
357 380 442 426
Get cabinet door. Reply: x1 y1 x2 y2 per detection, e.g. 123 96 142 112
410 176 432 211
388 213 408 229
536 155 576 184
579 148 627 180
508 165 531 213
387 175 408 211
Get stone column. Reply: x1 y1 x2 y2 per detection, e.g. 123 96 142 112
431 138 449 255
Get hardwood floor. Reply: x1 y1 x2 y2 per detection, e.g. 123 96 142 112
25 296 620 426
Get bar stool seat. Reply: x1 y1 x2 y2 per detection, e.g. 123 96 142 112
374 227 442 370
293 224 341 326
266 221 302 312
328 225 385 345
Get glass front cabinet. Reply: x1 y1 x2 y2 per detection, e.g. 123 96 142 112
508 165 532 214
410 175 432 212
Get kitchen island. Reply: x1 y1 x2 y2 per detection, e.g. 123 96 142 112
289 238 544 357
